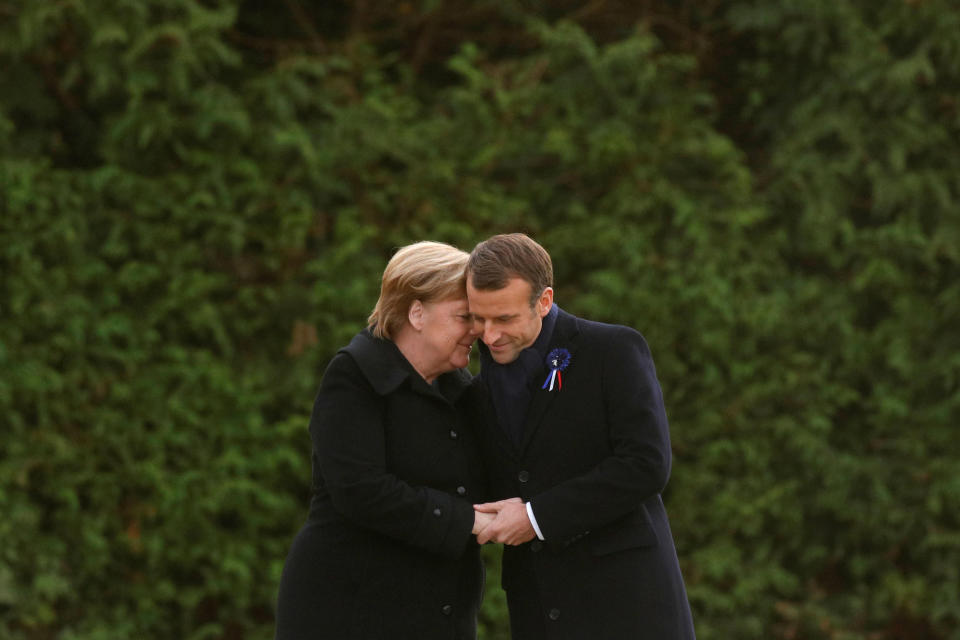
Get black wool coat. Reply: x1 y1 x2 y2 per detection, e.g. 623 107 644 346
275 330 486 640
474 309 696 640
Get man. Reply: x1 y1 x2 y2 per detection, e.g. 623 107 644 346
467 233 695 640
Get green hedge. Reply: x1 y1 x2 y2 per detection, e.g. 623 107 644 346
2 1 958 638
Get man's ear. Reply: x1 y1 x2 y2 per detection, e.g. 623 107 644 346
408 300 425 331
537 287 554 318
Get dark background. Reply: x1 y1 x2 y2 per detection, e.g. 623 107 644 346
2 1 958 638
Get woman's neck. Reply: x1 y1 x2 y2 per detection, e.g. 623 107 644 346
393 327 439 384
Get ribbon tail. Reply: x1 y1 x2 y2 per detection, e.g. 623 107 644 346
557 371 562 390
548 369 557 391
541 371 551 390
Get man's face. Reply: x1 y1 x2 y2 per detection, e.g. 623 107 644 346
467 277 553 364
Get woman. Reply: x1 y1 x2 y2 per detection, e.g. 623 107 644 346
275 241 492 640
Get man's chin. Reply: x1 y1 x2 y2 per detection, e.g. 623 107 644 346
489 350 516 364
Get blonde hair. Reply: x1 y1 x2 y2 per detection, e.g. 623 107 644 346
367 241 469 340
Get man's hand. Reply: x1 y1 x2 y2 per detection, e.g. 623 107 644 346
472 510 495 535
475 497 523 511
473 498 536 546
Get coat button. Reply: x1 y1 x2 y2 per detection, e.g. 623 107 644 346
548 608 560 620
449 429 459 440
518 470 529 483
441 604 453 616
433 507 442 517
456 486 467 496
530 540 543 552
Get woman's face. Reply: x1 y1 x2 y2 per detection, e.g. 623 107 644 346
420 297 476 372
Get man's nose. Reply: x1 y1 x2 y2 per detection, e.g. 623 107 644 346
482 324 500 346
472 318 496 344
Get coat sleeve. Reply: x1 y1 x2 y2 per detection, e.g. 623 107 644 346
528 327 673 543
311 353 476 559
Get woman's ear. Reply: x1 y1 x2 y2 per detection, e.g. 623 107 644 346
408 300 425 331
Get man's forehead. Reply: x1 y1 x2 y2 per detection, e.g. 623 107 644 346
467 277 531 297
467 282 529 310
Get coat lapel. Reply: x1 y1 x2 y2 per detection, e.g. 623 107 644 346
518 310 581 455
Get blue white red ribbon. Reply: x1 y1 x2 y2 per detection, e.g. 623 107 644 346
542 348 571 391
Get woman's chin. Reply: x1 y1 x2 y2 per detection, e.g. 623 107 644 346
448 343 472 369
449 351 471 369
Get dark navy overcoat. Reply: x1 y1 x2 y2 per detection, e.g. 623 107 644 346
474 309 696 640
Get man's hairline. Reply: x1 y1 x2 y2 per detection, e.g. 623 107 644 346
466 270 546 310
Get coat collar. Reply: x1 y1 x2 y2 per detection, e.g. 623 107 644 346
340 329 472 402
547 307 581 348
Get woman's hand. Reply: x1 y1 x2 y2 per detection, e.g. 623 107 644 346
472 510 496 536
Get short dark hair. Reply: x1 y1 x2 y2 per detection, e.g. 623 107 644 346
467 233 553 306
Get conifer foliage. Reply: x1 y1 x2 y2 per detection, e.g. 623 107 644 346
2 1 957 638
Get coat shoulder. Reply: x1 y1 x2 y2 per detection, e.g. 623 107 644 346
336 331 411 395
319 350 366 389
320 348 374 389
570 314 651 354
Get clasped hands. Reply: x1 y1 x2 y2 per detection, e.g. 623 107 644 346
470 497 536 546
